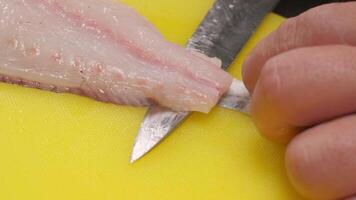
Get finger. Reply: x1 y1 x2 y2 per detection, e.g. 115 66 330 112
251 45 356 143
242 2 356 92
285 114 356 200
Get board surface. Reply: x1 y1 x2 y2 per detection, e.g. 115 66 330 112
0 0 304 199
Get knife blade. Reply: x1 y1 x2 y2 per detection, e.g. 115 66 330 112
130 0 280 163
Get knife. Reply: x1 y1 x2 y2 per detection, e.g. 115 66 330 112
130 0 280 163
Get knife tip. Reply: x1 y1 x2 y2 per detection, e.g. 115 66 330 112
129 106 188 164
129 138 152 164
129 150 142 164
129 157 137 164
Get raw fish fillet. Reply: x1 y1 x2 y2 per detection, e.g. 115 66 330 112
0 0 233 113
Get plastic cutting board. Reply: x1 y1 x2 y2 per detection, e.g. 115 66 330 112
0 0 305 199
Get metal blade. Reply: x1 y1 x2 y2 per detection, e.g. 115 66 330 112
130 107 189 163
187 0 280 69
218 79 250 113
130 0 280 163
130 79 250 163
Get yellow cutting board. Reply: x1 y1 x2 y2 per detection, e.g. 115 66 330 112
0 0 305 199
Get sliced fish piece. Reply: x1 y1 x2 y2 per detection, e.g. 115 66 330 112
0 0 233 113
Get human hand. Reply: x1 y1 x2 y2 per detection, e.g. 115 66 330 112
242 2 356 200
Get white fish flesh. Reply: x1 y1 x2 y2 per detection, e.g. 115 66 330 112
0 0 233 113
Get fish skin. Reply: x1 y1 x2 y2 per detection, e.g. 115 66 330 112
0 0 233 112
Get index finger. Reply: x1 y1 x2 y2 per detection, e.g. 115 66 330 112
242 2 356 92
